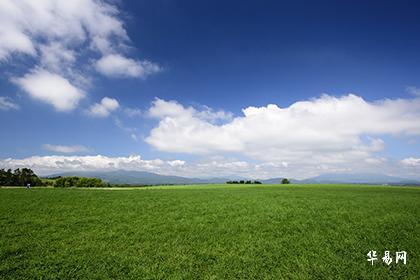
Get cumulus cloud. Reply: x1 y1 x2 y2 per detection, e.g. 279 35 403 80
43 144 91 154
0 96 19 110
0 0 160 111
88 97 119 117
0 0 127 61
146 94 420 166
148 98 233 123
95 54 161 78
13 69 84 111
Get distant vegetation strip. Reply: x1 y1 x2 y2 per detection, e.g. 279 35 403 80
54 176 109 188
53 176 183 188
0 168 120 188
1 168 295 188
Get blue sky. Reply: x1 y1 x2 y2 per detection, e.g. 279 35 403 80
1 0 420 178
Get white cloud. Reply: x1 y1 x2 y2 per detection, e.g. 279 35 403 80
95 54 161 78
0 0 36 59
167 160 186 167
88 97 119 117
0 0 127 62
364 157 387 165
146 95 420 166
43 144 91 154
0 96 19 110
148 98 232 122
400 157 420 167
39 42 76 72
1 0 159 111
195 106 234 122
13 69 84 111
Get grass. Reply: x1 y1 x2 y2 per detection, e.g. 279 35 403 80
0 184 419 279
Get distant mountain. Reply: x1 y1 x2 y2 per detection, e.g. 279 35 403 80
251 173 420 185
260 177 299 184
47 170 229 185
46 170 420 186
301 173 420 185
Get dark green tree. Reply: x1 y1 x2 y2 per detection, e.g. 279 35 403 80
54 176 107 188
0 168 42 186
281 178 290 184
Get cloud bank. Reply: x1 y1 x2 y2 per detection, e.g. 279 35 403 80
1 154 419 180
146 94 420 167
0 155 166 176
2 94 418 179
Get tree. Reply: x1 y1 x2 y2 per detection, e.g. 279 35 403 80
0 169 13 185
0 168 42 186
281 178 290 184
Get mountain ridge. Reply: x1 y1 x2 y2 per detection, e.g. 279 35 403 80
47 170 229 185
46 170 420 185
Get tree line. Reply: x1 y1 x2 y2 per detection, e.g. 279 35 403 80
0 167 292 187
0 168 43 186
226 180 262 184
54 176 109 188
226 178 291 184
0 168 109 187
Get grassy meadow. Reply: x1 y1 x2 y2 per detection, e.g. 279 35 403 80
0 184 419 279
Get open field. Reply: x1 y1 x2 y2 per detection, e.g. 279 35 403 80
0 184 419 279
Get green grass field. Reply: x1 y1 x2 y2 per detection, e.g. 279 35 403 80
0 184 419 279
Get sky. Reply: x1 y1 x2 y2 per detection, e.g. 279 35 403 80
1 0 420 179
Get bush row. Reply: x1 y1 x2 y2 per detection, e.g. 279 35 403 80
54 176 110 188
226 180 262 184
